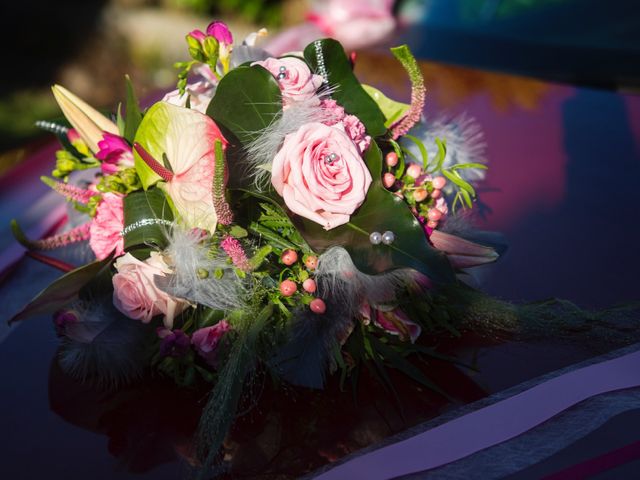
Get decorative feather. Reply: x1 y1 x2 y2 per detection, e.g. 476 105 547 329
156 226 248 312
244 91 336 190
57 299 150 387
403 113 488 188
272 247 415 389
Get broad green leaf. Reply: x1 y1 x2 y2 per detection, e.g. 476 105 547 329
362 84 410 128
133 101 225 232
123 75 143 143
289 142 455 283
207 65 282 147
123 188 174 251
303 39 387 137
9 255 113 324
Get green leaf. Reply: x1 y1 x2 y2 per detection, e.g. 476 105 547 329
123 75 143 143
369 335 450 399
362 84 410 128
403 133 429 170
292 142 455 283
207 65 282 147
9 255 113 324
442 169 476 196
123 188 174 251
303 39 387 137
451 162 488 170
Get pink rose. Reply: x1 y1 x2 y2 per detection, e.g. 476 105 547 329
112 252 189 327
191 320 231 366
89 193 124 260
253 57 324 105
271 122 372 230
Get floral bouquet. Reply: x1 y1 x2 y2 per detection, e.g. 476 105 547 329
11 20 519 475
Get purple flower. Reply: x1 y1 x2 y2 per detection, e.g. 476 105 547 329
96 132 134 174
206 21 233 45
157 328 191 357
53 309 78 335
191 320 231 367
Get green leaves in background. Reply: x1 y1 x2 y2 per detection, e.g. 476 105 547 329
303 39 387 137
362 84 410 128
207 65 282 147
8 255 113 324
123 188 174 251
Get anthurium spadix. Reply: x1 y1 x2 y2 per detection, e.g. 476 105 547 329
133 102 228 233
51 85 119 153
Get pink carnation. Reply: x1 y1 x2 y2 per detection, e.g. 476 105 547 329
271 122 372 230
89 193 124 260
112 252 189 328
342 115 371 153
253 57 324 106
320 99 345 125
96 133 134 175
192 320 231 366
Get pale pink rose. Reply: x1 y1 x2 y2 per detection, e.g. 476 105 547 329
89 193 124 260
271 122 372 230
253 57 324 105
162 80 216 114
374 307 421 343
191 320 231 366
342 115 371 153
112 252 189 328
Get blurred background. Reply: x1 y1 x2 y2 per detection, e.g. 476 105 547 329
0 0 638 163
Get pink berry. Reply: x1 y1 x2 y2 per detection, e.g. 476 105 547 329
427 209 443 221
427 220 438 229
383 173 395 189
431 189 442 199
281 249 298 266
310 298 326 314
413 188 427 202
280 279 297 296
302 278 317 293
432 176 446 189
406 164 422 179
385 151 398 167
304 255 318 270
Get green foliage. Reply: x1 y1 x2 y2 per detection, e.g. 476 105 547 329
123 75 143 143
303 39 387 137
8 255 113 324
207 65 282 146
122 188 174 252
362 84 410 128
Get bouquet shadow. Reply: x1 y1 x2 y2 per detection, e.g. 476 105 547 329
49 334 493 479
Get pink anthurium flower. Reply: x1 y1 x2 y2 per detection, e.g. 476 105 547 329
132 102 229 233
